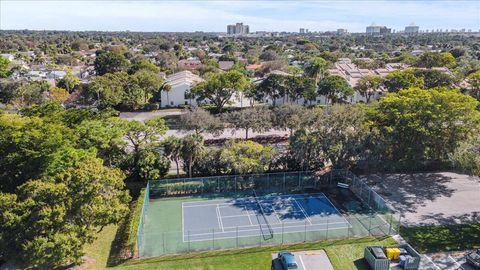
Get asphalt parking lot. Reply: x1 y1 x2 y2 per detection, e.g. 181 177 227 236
271 250 334 270
420 251 476 270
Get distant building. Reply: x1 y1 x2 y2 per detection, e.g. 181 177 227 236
337 28 348 35
405 23 420 34
366 24 391 35
227 25 236 35
299 28 305 34
227 22 249 35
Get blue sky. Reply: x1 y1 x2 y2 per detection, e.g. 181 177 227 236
1 1 479 32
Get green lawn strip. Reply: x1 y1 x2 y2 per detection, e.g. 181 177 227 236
401 223 480 253
82 224 119 270
113 236 395 270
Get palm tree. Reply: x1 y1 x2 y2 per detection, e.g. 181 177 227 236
354 75 382 103
304 57 327 84
162 136 183 177
181 134 204 178
160 83 172 107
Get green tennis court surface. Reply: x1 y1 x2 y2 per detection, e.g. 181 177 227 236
138 170 400 257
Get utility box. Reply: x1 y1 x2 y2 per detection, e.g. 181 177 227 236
364 244 421 270
364 246 390 270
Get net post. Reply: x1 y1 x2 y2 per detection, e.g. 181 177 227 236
281 222 284 245
236 226 239 248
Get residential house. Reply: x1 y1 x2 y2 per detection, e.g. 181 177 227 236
161 71 203 107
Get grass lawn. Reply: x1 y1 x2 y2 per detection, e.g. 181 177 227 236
81 224 120 270
401 223 480 253
82 230 395 270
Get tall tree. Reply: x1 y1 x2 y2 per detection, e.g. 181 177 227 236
467 70 480 100
273 104 307 136
255 74 286 107
181 133 205 178
304 57 327 83
383 70 424 92
162 136 183 177
94 51 129 76
179 107 224 136
221 140 276 174
369 87 480 166
0 56 11 78
317 75 354 104
191 70 248 113
354 75 382 103
0 148 130 269
223 106 272 139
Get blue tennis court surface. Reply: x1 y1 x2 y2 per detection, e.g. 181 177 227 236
182 193 351 242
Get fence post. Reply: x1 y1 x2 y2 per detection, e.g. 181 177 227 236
235 175 237 193
283 172 286 191
188 230 191 252
217 176 220 192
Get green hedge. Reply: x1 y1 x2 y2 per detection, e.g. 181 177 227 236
126 187 146 257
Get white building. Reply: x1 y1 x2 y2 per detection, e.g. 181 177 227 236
161 71 203 108
405 23 420 34
161 71 253 108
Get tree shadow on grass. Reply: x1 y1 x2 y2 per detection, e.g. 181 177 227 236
106 210 132 266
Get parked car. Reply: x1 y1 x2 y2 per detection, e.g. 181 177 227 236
466 249 480 269
277 251 299 270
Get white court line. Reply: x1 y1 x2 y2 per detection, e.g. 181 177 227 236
181 193 328 207
182 203 185 242
187 221 351 236
298 255 306 270
244 206 254 226
271 206 283 223
423 255 442 270
185 225 351 242
216 205 224 232
321 194 352 228
448 255 466 270
221 214 252 218
294 198 312 225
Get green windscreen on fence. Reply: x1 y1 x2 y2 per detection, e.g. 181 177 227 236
137 170 401 258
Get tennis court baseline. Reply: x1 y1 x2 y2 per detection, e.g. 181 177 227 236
182 193 351 242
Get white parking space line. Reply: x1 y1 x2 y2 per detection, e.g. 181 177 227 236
298 255 306 270
424 255 442 270
448 255 466 270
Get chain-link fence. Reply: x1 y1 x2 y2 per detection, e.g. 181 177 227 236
137 170 401 257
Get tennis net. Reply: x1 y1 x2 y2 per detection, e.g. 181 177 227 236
252 189 274 240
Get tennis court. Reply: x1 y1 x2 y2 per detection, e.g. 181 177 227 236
182 193 351 242
138 170 400 257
